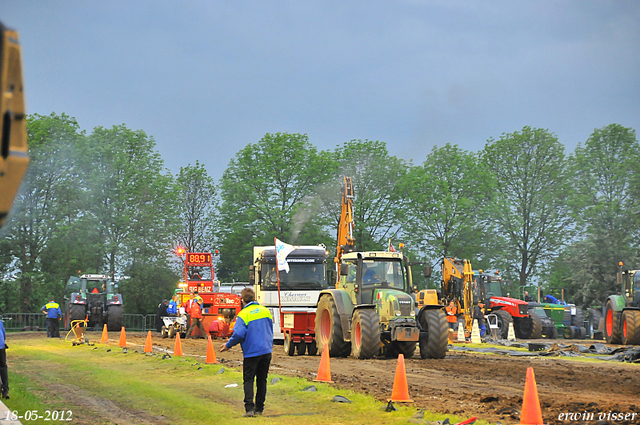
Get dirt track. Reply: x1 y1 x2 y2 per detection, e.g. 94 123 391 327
120 332 640 425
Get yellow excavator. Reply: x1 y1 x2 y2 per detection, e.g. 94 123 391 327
0 21 29 228
440 257 475 333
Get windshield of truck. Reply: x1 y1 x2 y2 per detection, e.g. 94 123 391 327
485 280 503 297
261 262 326 290
188 267 212 281
362 259 405 290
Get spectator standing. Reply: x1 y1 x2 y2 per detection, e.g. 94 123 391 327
41 297 62 338
445 301 458 330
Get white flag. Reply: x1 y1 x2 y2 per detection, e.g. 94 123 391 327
275 238 296 272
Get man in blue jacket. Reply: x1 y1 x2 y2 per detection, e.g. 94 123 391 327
221 287 273 417
41 297 62 338
0 313 8 399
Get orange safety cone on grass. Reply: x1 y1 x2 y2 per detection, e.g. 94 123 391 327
118 326 127 347
390 353 413 402
144 331 153 353
206 335 218 364
100 324 108 343
520 367 543 425
314 343 333 383
174 332 183 356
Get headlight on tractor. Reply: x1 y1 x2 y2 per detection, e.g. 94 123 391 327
395 311 401 316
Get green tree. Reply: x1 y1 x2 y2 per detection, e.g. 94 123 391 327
1 113 86 311
332 140 408 252
481 126 572 287
216 133 336 281
400 143 496 265
85 125 177 276
554 124 640 307
174 161 218 253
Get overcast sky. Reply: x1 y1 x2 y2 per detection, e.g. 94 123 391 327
3 1 639 180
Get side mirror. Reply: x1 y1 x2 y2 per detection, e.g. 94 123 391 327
340 264 349 276
249 269 255 282
423 266 432 278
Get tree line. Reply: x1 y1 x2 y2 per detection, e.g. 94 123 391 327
1 112 638 314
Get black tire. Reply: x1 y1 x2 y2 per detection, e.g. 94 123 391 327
284 333 296 356
107 305 123 332
307 340 318 356
589 308 603 335
621 310 640 345
168 325 176 338
604 300 622 344
296 341 307 356
161 326 169 339
315 295 350 357
548 326 558 339
351 309 381 359
418 309 448 359
517 311 543 339
393 341 416 359
563 326 575 339
578 327 587 339
69 304 85 325
493 310 513 340
571 307 584 328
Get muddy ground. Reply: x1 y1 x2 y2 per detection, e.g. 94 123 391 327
11 332 640 424
126 332 639 425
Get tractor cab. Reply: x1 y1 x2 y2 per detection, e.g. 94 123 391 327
339 251 413 307
619 269 640 308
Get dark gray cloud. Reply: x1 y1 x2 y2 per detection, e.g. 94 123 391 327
3 1 639 177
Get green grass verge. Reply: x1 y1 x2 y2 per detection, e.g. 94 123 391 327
2 338 493 425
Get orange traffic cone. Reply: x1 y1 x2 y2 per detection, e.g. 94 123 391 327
390 354 413 402
100 324 108 343
314 343 333 383
118 327 127 347
521 367 543 425
144 331 153 353
206 335 218 364
174 332 183 356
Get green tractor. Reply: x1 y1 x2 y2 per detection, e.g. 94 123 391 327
603 263 640 345
315 251 449 359
519 286 586 339
65 274 124 331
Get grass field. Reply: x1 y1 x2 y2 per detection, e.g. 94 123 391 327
3 336 488 425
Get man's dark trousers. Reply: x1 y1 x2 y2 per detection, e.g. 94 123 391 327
47 318 59 338
243 353 271 413
0 349 7 395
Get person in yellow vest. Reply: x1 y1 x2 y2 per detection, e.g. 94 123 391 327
220 287 273 417
41 297 62 338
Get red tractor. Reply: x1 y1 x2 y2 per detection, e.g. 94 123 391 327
474 270 542 339
173 249 242 338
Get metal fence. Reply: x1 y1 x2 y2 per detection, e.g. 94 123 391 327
0 313 158 332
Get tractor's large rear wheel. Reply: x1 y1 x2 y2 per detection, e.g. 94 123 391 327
589 308 603 335
571 307 584 328
69 304 85 328
351 309 380 359
493 310 513 339
621 310 640 345
604 300 622 344
517 311 543 339
418 309 448 359
315 296 350 357
107 305 123 332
